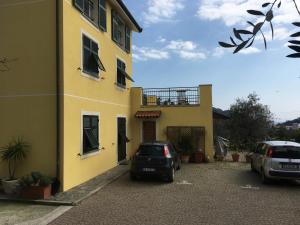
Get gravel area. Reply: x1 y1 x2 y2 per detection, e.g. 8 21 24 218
50 162 300 225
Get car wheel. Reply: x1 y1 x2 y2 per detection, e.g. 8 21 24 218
177 160 181 170
261 169 271 184
167 167 175 183
130 172 137 181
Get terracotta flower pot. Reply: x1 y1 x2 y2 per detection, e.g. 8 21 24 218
181 155 190 163
232 153 240 162
194 151 205 163
21 185 52 200
245 154 252 163
215 155 224 161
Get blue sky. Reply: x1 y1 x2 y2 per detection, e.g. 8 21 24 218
124 0 300 122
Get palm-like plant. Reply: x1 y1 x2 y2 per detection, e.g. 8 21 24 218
0 138 30 180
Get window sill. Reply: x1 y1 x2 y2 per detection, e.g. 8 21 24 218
80 149 100 160
115 83 127 90
81 70 100 81
112 39 130 54
78 11 106 33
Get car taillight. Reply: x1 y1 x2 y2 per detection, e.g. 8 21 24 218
267 147 273 157
164 146 171 158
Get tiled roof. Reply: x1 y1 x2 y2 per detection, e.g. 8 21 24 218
135 111 161 119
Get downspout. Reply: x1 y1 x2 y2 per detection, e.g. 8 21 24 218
55 0 60 181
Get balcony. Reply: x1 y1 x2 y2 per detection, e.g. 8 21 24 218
142 87 199 106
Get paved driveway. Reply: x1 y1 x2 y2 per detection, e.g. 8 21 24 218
50 163 300 225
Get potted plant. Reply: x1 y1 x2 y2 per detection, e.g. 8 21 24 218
0 137 30 195
178 135 194 163
20 172 53 200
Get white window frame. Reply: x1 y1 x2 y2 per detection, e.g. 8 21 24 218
80 29 101 81
80 111 101 159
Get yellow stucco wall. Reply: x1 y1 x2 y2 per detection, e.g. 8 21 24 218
61 0 134 191
130 85 214 160
0 0 57 178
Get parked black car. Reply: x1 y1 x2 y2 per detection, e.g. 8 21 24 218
130 141 181 182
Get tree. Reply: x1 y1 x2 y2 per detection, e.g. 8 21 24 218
228 93 273 152
219 0 300 58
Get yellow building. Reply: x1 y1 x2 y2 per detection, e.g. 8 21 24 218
0 0 213 192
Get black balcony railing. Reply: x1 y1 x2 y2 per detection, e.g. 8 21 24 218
142 87 199 106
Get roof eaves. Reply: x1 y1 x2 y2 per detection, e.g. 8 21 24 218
116 0 143 33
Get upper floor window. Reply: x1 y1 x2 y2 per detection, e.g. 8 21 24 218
112 10 131 53
82 34 105 78
74 0 107 31
117 59 126 87
116 59 134 88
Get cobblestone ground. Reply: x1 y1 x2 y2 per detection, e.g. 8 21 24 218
50 162 300 225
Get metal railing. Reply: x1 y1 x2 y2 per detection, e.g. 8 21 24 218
142 87 199 106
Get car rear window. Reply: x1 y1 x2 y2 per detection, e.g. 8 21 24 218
138 145 164 156
272 146 300 159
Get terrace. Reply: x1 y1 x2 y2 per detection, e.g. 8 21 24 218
141 87 200 107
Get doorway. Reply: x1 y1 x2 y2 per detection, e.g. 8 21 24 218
142 121 156 142
117 117 127 162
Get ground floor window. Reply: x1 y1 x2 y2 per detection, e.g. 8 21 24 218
83 115 99 155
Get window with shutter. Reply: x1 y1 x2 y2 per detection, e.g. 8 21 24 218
99 0 106 31
83 115 99 154
82 34 106 78
125 26 130 52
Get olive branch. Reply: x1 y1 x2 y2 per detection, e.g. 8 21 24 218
219 0 300 58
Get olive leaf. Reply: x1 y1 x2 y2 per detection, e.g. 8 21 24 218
287 53 300 58
277 1 281 8
290 32 300 37
288 45 300 52
292 22 300 27
234 40 249 54
253 22 264 35
233 28 243 41
289 40 300 45
266 10 274 22
247 10 265 16
219 42 235 48
270 21 274 39
262 3 271 7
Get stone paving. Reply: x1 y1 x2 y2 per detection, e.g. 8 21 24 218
51 164 129 204
0 202 56 225
50 162 300 225
0 164 129 225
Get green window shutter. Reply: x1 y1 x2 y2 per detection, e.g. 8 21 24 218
112 10 119 42
74 0 84 11
125 26 130 52
99 0 106 31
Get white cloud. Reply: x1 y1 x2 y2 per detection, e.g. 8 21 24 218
133 39 207 61
212 46 260 57
197 0 299 26
213 47 226 57
157 36 167 43
239 46 261 55
143 0 184 24
178 50 207 60
132 45 170 61
166 40 197 51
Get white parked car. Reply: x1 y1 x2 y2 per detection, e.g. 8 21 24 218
251 141 300 184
